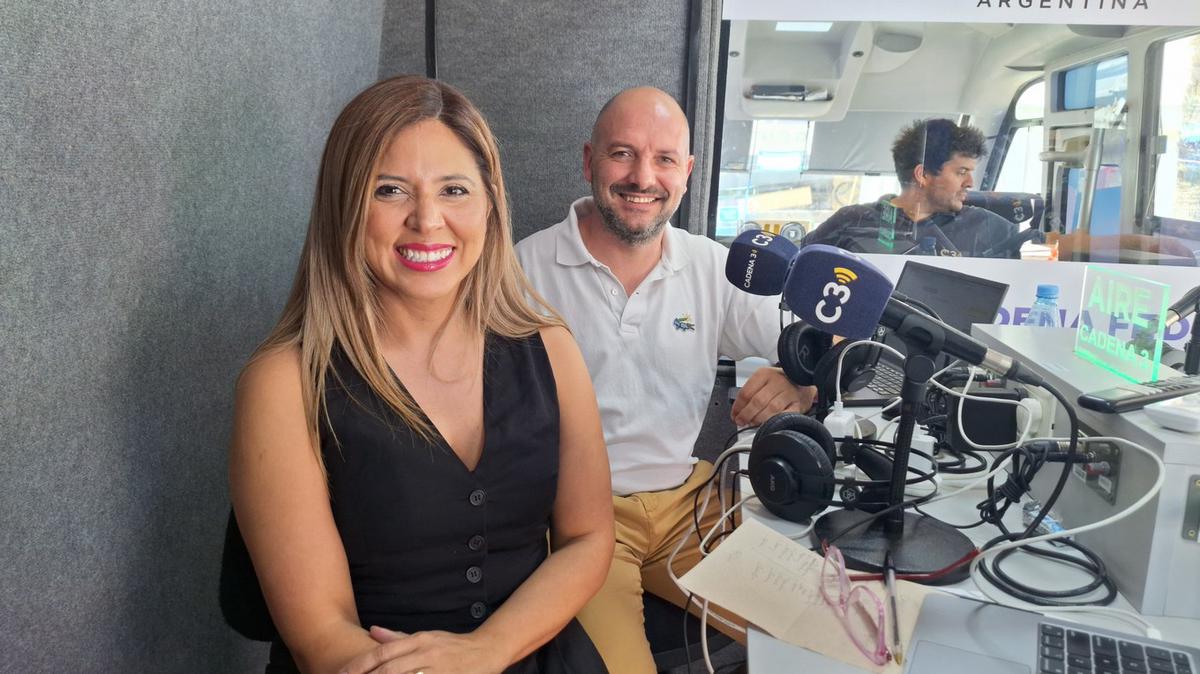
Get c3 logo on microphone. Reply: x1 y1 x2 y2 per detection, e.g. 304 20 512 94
815 267 858 324
750 232 775 247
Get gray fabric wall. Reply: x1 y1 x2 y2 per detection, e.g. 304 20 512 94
379 0 428 80
684 0 725 236
403 0 693 241
3 1 717 670
0 2 387 671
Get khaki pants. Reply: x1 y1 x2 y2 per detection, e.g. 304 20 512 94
577 461 747 674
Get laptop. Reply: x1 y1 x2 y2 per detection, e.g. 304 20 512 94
842 261 1010 407
749 592 1199 673
904 593 1199 674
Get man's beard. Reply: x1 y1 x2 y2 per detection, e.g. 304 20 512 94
593 186 671 246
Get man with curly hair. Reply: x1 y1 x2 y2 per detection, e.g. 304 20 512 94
803 118 1017 257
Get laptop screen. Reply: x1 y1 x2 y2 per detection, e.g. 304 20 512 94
882 261 1010 358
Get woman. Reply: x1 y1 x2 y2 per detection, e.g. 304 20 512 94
229 75 613 674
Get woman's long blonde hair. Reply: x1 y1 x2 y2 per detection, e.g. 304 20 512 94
254 75 563 470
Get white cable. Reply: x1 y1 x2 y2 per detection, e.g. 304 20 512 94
697 490 810 673
855 360 958 428
967 436 1166 638
700 601 715 673
834 339 906 405
858 397 901 425
667 487 754 674
665 445 750 638
927 366 1034 451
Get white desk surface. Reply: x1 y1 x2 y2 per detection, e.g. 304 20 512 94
730 417 1200 672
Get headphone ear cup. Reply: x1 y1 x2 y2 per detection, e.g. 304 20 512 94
748 429 834 522
846 445 894 513
814 340 879 405
753 411 836 464
777 322 831 387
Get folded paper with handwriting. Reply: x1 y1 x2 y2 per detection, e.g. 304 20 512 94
678 518 934 674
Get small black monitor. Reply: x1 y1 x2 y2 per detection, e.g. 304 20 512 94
896 262 1010 333
882 261 1010 359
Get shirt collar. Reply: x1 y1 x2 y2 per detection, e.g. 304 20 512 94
554 196 689 273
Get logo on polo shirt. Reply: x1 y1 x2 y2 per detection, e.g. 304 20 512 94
672 313 696 332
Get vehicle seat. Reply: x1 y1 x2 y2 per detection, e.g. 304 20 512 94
964 191 1045 229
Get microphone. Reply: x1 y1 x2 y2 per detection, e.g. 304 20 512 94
979 227 1045 258
780 244 1046 386
1165 284 1200 327
1128 284 1200 352
724 229 799 296
781 245 895 340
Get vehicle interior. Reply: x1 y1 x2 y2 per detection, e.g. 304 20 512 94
6 3 1199 672
714 19 1200 265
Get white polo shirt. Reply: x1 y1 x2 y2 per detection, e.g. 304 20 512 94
516 198 783 495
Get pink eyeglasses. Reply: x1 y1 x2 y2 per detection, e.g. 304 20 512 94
820 544 891 666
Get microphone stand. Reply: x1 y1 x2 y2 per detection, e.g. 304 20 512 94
1186 298 1200 375
813 331 975 584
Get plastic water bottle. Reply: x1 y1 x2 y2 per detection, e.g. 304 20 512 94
1022 499 1067 545
1023 284 1060 328
918 236 937 255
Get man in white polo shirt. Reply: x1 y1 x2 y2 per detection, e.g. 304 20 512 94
516 86 814 674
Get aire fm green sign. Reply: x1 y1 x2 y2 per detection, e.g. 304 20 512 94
1075 266 1169 383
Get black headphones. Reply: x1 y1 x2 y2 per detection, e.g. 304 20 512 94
747 412 894 523
777 322 882 410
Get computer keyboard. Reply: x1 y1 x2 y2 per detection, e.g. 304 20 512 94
868 361 904 397
1039 623 1194 674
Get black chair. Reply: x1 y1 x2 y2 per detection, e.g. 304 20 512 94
219 509 278 642
646 592 739 672
964 191 1045 229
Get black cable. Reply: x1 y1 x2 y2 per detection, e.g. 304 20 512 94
979 533 1116 606
808 436 941 546
934 445 988 474
893 296 942 322
913 503 987 529
683 592 695 674
972 442 1113 603
821 380 1069 549
970 382 1117 606
821 488 939 547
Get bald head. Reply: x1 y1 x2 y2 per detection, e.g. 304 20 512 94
582 87 694 247
591 87 690 147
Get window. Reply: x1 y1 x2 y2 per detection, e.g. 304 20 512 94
1152 33 1200 230
1053 55 1128 235
1058 55 1128 111
995 81 1045 197
713 117 900 240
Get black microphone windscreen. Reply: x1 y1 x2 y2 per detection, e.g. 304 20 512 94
725 229 798 296
784 245 893 340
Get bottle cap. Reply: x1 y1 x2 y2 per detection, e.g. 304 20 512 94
1036 284 1060 299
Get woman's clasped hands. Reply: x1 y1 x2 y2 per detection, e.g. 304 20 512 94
340 626 509 674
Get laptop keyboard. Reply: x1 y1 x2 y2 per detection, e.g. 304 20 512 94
1039 624 1194 674
868 361 904 397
